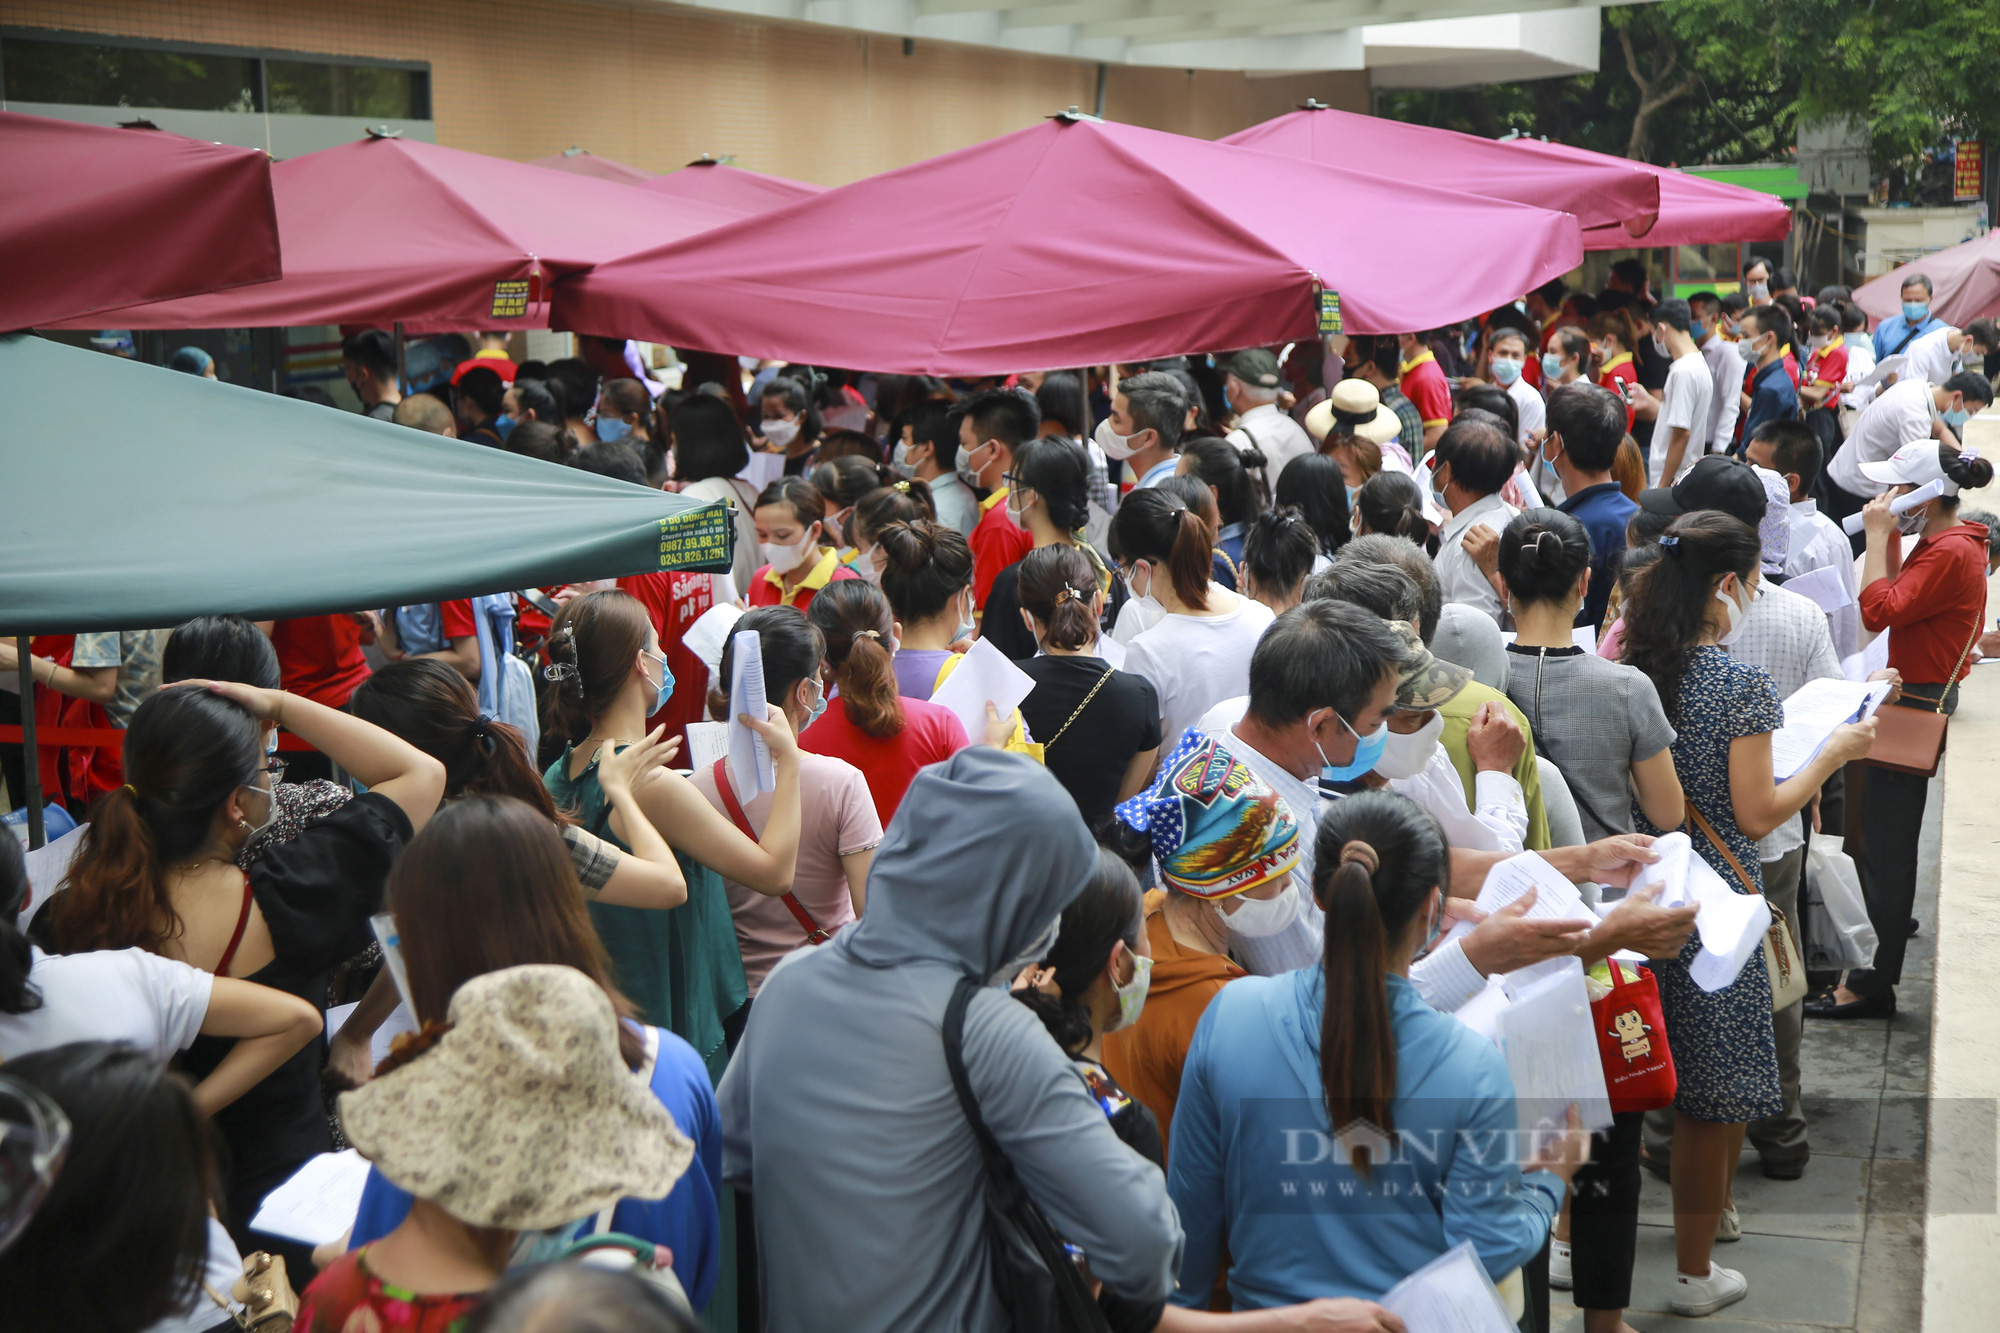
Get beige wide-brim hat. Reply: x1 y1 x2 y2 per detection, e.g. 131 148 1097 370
1306 378 1402 446
339 964 693 1231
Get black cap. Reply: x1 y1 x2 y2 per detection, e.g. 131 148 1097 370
1638 455 1767 529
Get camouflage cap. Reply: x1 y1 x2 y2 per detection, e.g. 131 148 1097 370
1388 619 1471 710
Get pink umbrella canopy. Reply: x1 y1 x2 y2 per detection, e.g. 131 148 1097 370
554 115 1582 376
3 111 281 330
62 133 744 330
1223 104 1659 237
636 159 825 213
530 147 654 184
1853 229 2000 329
1502 138 1792 250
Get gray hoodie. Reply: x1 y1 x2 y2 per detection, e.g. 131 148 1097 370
716 747 1183 1332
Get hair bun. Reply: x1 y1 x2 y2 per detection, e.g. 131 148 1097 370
1339 840 1379 873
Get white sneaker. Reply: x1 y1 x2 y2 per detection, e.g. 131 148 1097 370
1716 1204 1741 1242
1672 1264 1749 1317
1549 1238 1573 1290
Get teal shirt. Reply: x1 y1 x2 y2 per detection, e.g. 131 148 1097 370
545 745 747 1085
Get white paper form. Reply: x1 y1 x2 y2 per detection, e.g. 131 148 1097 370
1379 1239 1518 1333
325 999 417 1067
1770 678 1892 780
682 603 744 682
736 451 786 492
727 630 775 805
1852 354 1907 390
1628 831 1771 991
1435 850 1598 957
248 1149 372 1246
370 913 413 1012
929 637 1036 743
1841 631 1890 683
1499 956 1615 1133
1451 975 1512 1045
1782 563 1854 613
683 721 728 775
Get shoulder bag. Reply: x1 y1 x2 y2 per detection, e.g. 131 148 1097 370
943 976 1111 1333
1686 803 1806 1012
1864 621 1979 778
711 757 831 944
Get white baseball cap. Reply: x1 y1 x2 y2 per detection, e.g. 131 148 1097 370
1860 440 1955 492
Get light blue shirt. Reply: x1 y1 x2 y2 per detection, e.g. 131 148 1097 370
1136 457 1179 489
1168 970 1561 1308
1873 312 1947 361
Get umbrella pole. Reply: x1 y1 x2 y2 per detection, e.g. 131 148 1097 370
15 635 42 850
394 321 408 396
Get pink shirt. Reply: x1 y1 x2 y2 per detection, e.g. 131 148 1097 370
799 696 971 826
690 752 883 994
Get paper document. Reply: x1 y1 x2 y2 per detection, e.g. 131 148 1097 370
248 1149 371 1246
684 720 728 775
1380 1240 1518 1333
1500 956 1615 1133
737 451 786 492
1841 632 1889 683
727 630 775 805
1853 354 1907 390
370 913 413 1013
929 637 1036 743
1782 563 1853 613
683 603 744 682
1470 851 1596 923
1630 832 1770 990
1770 678 1892 780
325 999 418 1066
1451 975 1512 1045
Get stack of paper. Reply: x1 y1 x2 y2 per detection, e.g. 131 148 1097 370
727 630 776 804
248 1149 372 1247
1380 1241 1517 1333
1500 956 1615 1133
1629 831 1772 992
1770 678 1892 780
929 638 1036 742
1781 564 1853 614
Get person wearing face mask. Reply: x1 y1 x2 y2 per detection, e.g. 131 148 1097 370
1537 384 1640 633
748 476 859 611
1167 790 1592 1313
808 453 892 576
1736 304 1800 453
47 678 446 1271
1688 291 1745 453
1586 309 1643 433
1810 442 1995 1022
1483 327 1546 449
1618 511 1874 1315
1014 545 1161 828
1098 369 1190 497
755 375 821 473
1220 347 1315 485
1823 370 1994 538
1428 414 1521 627
953 387 1041 620
983 436 1128 661
1742 258 1774 307
594 377 666 483
890 399 978 536
1797 305 1848 417
1540 325 1592 396
876 519 977 699
1620 298 1713 488
341 327 402 420
845 479 934 588
692 608 881 1002
1872 273 1948 361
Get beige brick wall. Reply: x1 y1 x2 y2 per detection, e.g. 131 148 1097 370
1 0 1369 183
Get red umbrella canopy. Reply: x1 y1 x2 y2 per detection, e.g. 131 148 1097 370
1502 139 1792 250
636 161 825 213
3 111 281 331
1854 229 2000 329
61 134 745 330
1223 105 1660 238
530 148 654 184
554 115 1582 377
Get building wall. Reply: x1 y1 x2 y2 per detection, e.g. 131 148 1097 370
1 0 1369 181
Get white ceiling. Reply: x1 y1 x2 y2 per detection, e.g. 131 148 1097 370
655 0 1652 76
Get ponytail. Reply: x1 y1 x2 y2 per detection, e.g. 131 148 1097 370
541 591 654 744
1619 510 1760 720
1941 441 1995 502
1109 488 1211 611
1017 545 1101 652
352 659 558 820
808 581 905 739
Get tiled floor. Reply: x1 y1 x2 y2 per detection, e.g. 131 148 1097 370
1554 783 1938 1332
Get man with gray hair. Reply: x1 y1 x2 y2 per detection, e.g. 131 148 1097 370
1220 347 1314 482
1101 370 1186 490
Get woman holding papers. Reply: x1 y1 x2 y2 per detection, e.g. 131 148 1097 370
1167 790 1590 1312
542 590 803 1082
1811 441 1993 1021
1620 511 1875 1316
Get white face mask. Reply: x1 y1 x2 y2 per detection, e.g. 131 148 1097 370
1746 281 1770 302
891 440 918 479
953 588 977 643
854 544 882 584
760 525 819 573
1373 710 1445 780
1109 950 1152 1032
1714 583 1750 647
955 441 988 486
1218 879 1299 938
761 418 800 449
1095 417 1144 461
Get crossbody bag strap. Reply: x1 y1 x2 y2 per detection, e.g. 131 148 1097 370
710 757 830 944
1935 618 1982 714
1042 667 1116 749
943 976 1011 1173
1685 801 1755 895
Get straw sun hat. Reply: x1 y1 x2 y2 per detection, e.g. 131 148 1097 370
339 964 693 1231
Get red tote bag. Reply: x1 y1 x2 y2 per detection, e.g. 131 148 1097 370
1591 961 1677 1113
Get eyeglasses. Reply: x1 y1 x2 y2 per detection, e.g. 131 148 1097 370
246 757 286 790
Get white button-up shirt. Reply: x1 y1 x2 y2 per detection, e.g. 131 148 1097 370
1700 331 1744 449
1785 499 1862 658
1726 582 1843 862
1226 402 1315 483
1435 492 1520 627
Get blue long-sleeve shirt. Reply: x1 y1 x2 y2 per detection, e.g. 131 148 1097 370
1167 970 1561 1308
347 1025 723 1311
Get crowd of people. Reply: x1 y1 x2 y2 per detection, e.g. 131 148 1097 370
2 254 1992 1333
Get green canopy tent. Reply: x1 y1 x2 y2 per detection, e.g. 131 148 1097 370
0 331 732 842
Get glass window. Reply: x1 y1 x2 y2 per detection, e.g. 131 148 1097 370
2 37 257 112
265 60 426 119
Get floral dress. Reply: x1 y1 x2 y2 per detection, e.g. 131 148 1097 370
295 1249 484 1333
1632 646 1783 1123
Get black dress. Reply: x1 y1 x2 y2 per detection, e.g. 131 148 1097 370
181 792 412 1257
1016 655 1161 831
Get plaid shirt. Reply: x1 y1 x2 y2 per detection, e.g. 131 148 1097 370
1381 384 1425 457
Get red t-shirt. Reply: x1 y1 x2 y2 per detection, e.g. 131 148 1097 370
438 598 476 640
1859 522 1989 686
270 616 371 709
799 695 970 825
27 634 120 806
618 570 715 750
970 491 1032 611
1807 341 1849 410
1597 354 1639 431
1398 350 1454 428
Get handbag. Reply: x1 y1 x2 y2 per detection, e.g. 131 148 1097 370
711 758 831 944
1588 960 1677 1113
1864 619 1978 778
204 1252 299 1333
1685 803 1807 1012
943 976 1111 1333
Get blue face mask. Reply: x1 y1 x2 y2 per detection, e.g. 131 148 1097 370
1489 356 1523 387
1904 302 1930 325
495 413 517 441
1315 709 1389 783
802 676 828 729
1944 407 1970 432
595 415 633 444
640 649 675 715
1541 351 1564 381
